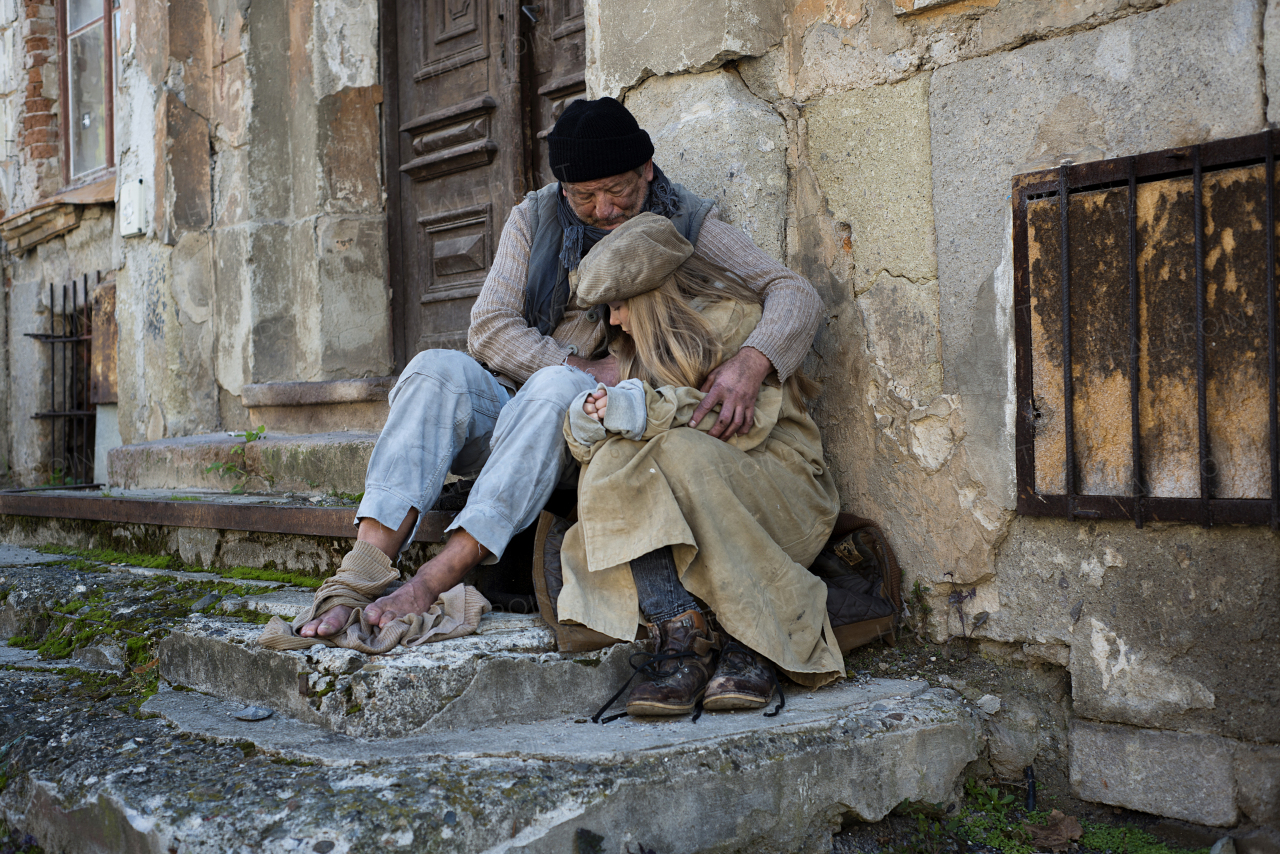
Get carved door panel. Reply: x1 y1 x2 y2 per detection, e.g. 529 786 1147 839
523 0 587 189
390 0 520 363
388 0 585 368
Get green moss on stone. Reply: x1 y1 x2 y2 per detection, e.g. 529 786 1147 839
220 566 322 588
36 544 178 570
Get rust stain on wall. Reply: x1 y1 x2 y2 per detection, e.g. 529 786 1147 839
1136 175 1199 498
1202 165 1271 499
319 86 384 211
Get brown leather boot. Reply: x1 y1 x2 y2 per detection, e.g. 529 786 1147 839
625 610 717 717
703 637 778 712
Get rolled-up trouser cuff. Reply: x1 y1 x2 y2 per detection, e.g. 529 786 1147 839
354 486 421 553
446 501 517 566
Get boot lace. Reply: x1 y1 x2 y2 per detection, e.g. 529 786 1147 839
592 648 709 724
719 639 786 718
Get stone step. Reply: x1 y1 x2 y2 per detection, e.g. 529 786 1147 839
107 430 379 495
157 612 644 738
15 673 980 854
0 543 984 853
0 487 450 577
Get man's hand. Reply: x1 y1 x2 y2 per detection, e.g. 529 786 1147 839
583 388 608 421
567 353 620 387
693 347 773 440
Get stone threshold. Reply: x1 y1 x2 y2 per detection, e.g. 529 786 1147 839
108 430 380 495
158 612 635 739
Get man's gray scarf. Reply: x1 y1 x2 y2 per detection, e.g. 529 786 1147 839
525 165 682 336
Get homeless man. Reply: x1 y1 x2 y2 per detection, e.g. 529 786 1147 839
274 97 832 684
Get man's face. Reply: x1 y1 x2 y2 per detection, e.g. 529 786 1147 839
562 160 653 230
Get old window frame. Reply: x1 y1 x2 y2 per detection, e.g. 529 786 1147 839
1012 130 1279 530
57 0 117 184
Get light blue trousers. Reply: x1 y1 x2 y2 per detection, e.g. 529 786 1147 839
356 349 599 561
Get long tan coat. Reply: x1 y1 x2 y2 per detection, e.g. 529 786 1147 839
558 300 844 687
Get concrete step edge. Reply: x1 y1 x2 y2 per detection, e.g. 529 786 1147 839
12 677 982 854
156 613 647 738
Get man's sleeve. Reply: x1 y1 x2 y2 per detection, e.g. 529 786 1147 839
693 217 824 382
467 200 574 383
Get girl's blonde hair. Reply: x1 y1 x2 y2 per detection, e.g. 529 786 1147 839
613 252 820 401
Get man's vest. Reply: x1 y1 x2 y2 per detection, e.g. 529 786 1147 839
522 180 717 339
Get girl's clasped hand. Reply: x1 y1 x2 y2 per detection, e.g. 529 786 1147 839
583 388 608 421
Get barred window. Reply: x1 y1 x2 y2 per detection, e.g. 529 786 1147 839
1013 131 1278 529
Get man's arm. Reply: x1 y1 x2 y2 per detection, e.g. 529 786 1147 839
468 200 617 385
690 217 824 437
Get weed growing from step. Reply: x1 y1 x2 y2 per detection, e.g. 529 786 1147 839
204 425 267 494
906 580 933 643
886 780 1210 854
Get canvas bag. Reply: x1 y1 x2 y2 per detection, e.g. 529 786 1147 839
810 512 902 653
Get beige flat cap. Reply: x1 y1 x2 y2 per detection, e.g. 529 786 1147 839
574 212 693 307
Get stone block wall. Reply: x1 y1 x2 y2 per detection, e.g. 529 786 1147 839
592 0 1280 829
0 0 393 480
111 0 392 447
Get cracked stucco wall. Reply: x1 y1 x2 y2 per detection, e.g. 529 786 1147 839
112 0 391 446
594 0 1280 825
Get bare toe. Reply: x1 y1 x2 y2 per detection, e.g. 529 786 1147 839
299 605 352 638
318 605 352 636
367 578 436 629
368 597 397 628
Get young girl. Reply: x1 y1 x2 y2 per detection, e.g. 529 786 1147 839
556 213 844 718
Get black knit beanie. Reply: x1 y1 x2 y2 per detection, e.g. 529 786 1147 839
548 97 655 183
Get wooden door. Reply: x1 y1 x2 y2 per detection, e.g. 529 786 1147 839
386 0 586 368
522 0 587 190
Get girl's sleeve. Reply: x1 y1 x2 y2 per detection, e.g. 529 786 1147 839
640 383 784 452
562 378 785 460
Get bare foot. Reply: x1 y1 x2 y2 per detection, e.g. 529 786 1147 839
299 605 354 638
364 575 444 628
364 528 490 629
299 514 417 638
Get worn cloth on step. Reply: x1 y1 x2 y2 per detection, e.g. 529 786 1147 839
257 539 491 655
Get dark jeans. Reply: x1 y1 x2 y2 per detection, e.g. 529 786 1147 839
631 546 699 624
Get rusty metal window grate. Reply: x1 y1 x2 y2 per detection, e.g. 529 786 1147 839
1013 131 1279 529
25 276 97 486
